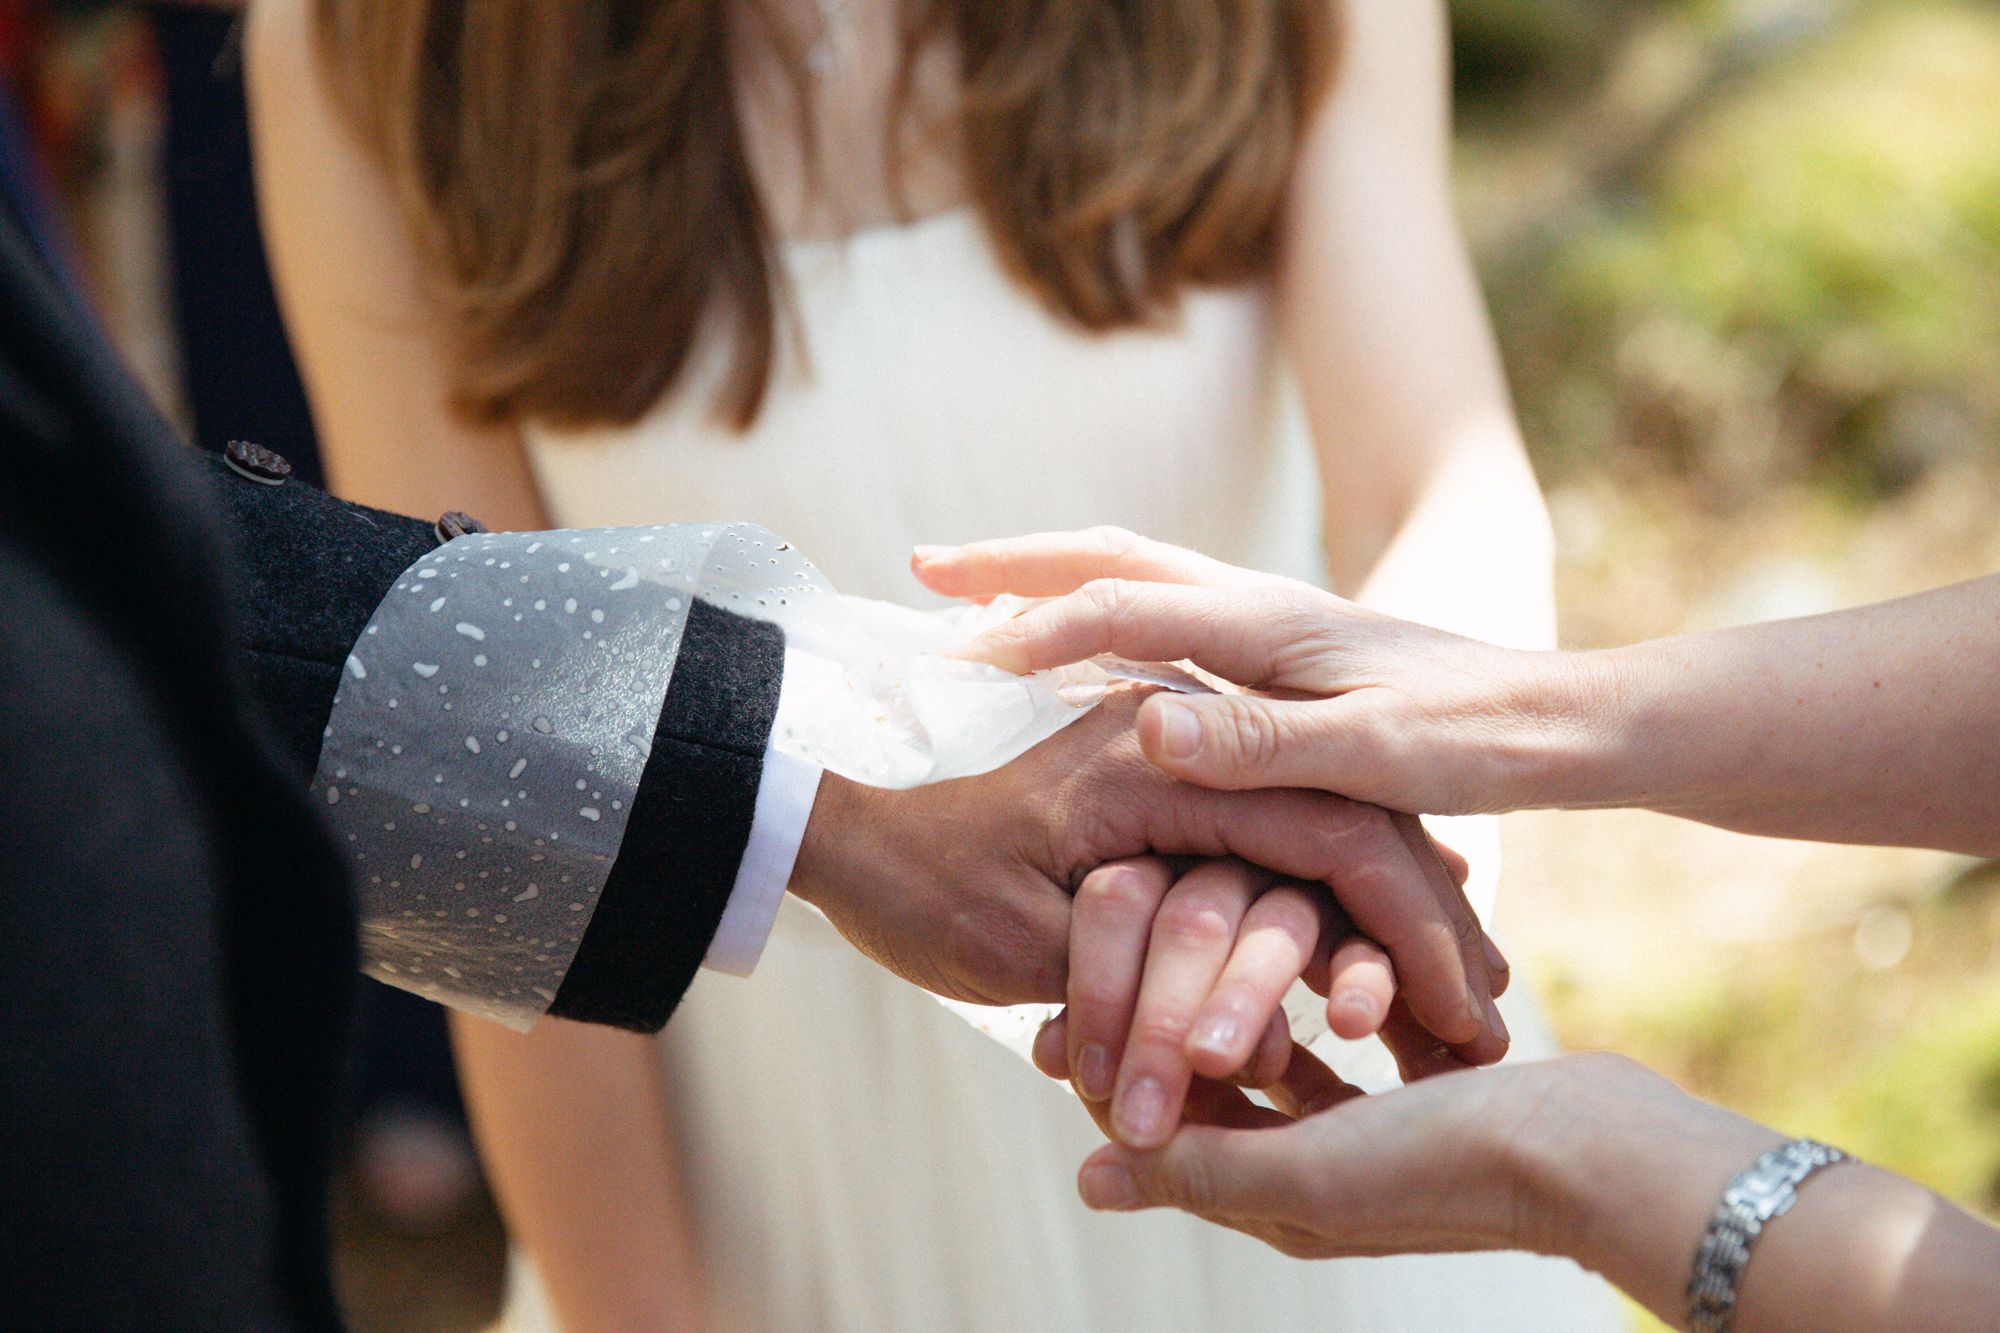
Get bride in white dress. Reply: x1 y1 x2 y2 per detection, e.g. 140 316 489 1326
253 0 1623 1327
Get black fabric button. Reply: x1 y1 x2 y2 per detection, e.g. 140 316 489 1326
434 510 491 544
222 439 293 486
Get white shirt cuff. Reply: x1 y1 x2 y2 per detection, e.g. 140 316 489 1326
702 650 823 976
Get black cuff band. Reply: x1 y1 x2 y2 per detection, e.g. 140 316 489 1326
548 600 786 1032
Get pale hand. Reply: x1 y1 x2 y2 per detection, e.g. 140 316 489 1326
913 527 1585 816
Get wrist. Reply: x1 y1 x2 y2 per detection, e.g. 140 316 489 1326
1510 1055 1784 1315
789 771 863 910
787 772 912 915
1479 648 1628 812
1496 644 1658 813
1483 1057 1614 1261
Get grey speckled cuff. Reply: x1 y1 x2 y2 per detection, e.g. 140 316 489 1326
312 522 817 1028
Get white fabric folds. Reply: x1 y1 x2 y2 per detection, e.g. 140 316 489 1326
769 592 1114 788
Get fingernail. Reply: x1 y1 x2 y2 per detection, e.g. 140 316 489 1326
1485 993 1511 1045
1482 934 1509 977
1080 1161 1142 1211
911 544 952 563
1153 700 1202 760
1116 1077 1168 1145
1078 1044 1115 1101
1191 1015 1241 1059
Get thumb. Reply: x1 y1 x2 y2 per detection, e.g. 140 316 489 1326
1077 1125 1320 1226
1138 693 1371 795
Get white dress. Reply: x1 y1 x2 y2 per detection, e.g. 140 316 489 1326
524 209 1622 1332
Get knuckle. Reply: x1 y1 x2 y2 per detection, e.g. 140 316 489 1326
1087 525 1141 560
1302 803 1395 877
1153 899 1236 949
1295 1163 1347 1226
1254 885 1324 942
1080 577 1130 615
1129 1009 1195 1053
1353 716 1424 806
1264 587 1328 635
1217 702 1283 770
1069 976 1134 1017
1269 586 1321 624
1562 1049 1645 1085
1079 864 1166 920
1165 1154 1218 1214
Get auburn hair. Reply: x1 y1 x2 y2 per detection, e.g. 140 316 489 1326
312 0 1340 430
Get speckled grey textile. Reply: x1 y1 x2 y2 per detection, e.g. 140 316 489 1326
314 522 802 1027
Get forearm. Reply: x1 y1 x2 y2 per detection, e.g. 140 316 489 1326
1536 575 2000 854
197 447 437 773
1530 1065 2000 1332
453 1015 710 1332
1347 436 1557 652
1729 1166 2000 1333
213 466 791 1031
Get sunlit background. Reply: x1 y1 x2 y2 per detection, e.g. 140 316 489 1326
1455 0 2000 1262
11 1 1999 1329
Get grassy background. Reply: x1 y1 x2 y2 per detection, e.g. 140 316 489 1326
1458 3 2000 1323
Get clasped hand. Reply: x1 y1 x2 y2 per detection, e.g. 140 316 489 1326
788 688 1513 1117
1027 851 1496 1151
781 533 1539 1255
898 526 1573 1260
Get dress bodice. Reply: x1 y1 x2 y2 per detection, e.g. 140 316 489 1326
508 207 1620 1333
524 208 1324 599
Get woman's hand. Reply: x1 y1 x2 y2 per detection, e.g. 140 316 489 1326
913 528 1593 816
1068 1048 2000 1333
1040 858 1393 1149
1073 1052 1787 1316
1031 846 1503 1151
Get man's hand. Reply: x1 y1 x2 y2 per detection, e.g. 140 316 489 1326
787 689 1511 1063
913 527 1588 817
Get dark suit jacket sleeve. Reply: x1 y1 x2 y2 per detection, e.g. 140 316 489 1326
197 451 784 1032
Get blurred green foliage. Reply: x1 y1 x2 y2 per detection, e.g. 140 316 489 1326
1454 1 2000 501
1455 1 2000 1266
1447 0 1620 98
1545 871 2000 1222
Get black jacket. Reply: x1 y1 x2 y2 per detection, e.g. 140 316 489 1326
0 190 781 1327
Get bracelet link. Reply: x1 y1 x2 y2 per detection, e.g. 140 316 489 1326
1685 1138 1850 1332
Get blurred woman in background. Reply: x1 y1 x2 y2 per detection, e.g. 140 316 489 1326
248 0 1619 1327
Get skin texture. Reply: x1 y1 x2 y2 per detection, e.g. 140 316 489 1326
248 0 1550 1325
923 526 2000 1327
1055 1049 2000 1333
920 528 2000 856
1049 848 1488 1152
784 691 1503 1049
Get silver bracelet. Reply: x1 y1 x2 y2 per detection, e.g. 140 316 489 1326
1685 1137 1851 1332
